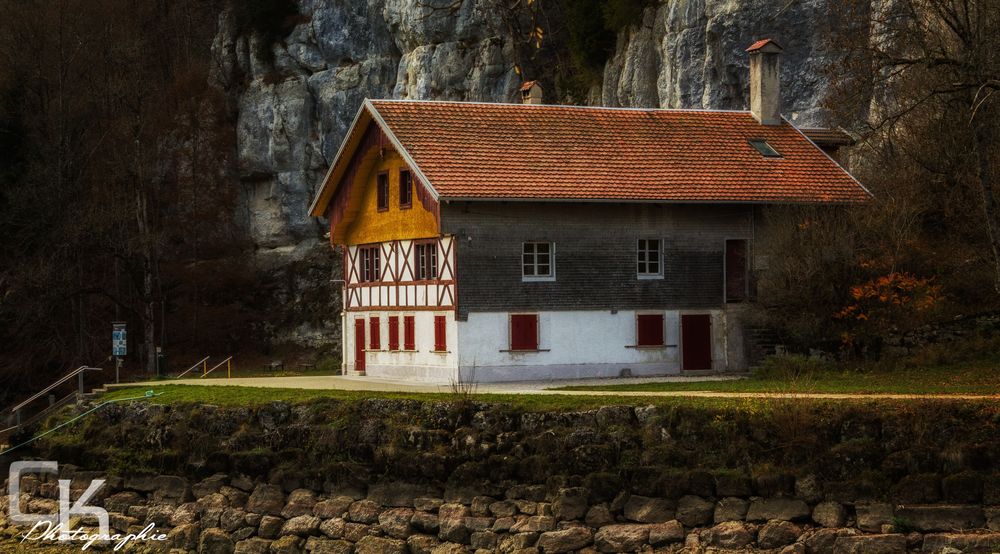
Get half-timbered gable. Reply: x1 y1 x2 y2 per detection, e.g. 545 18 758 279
310 40 870 383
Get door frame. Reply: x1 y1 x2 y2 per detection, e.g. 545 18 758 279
679 312 714 371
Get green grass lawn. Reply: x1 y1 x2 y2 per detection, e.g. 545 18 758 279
101 384 787 412
552 360 1000 394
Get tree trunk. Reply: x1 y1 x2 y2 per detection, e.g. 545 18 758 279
973 111 1000 294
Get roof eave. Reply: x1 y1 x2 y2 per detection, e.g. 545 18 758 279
307 99 443 219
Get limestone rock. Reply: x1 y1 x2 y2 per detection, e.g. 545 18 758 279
199 527 235 554
593 524 650 553
314 496 354 519
813 501 847 528
537 526 593 552
247 484 285 516
282 489 317 518
408 534 442 554
234 537 271 554
270 535 304 554
585 504 615 527
857 502 894 533
552 487 589 521
832 533 907 553
893 505 985 532
714 497 750 523
675 495 714 527
702 521 753 549
355 535 408 554
304 537 353 554
280 515 321 536
758 520 801 549
648 520 685 545
379 507 414 539
921 533 1000 553
746 498 811 522
623 495 674 523
348 499 382 524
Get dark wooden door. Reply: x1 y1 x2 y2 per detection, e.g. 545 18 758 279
681 314 712 370
725 239 748 303
354 319 366 373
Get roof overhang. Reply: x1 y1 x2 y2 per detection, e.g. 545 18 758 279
308 99 440 218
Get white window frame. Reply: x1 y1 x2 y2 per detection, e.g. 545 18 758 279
522 242 556 282
637 238 663 279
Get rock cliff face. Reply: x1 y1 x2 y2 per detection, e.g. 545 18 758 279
212 0 865 251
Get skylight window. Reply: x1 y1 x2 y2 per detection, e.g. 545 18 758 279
749 139 782 158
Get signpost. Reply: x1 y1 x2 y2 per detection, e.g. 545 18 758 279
112 322 126 384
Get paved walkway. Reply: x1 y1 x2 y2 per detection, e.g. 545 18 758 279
108 374 1000 401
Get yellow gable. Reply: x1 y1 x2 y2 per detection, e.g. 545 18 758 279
342 149 439 246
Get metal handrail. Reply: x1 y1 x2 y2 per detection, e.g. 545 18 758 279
175 356 211 379
9 366 101 413
200 356 233 378
0 425 18 435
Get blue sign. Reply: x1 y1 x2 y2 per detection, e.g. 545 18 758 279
112 323 127 357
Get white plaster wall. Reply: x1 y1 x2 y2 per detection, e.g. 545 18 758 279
456 310 725 382
344 311 458 383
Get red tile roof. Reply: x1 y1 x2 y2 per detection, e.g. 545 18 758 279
747 38 781 52
362 100 870 204
520 80 539 91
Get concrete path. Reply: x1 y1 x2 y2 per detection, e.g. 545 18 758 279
108 374 1000 401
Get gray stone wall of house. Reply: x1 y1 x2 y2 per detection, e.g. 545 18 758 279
440 202 754 319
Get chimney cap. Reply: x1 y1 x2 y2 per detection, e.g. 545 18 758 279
520 80 540 92
746 38 783 53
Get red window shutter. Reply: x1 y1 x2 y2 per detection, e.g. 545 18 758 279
637 314 665 347
510 314 538 351
434 315 447 351
369 317 380 350
388 316 399 350
403 316 415 350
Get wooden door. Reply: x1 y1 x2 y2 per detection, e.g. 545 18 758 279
354 318 366 373
681 314 712 371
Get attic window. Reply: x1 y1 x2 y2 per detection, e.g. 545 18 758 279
749 139 782 158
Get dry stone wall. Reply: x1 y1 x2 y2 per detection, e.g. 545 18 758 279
5 398 1000 552
4 468 1000 553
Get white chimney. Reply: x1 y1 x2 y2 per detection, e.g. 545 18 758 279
746 38 783 125
520 81 543 105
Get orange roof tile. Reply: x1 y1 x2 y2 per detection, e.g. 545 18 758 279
747 38 782 52
359 100 870 204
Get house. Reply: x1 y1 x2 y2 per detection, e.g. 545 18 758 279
308 39 870 383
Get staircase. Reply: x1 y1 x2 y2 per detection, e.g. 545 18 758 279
0 365 105 450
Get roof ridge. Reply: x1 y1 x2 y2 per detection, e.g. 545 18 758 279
368 98 754 115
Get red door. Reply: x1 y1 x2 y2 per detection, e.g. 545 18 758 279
681 314 712 370
354 319 366 374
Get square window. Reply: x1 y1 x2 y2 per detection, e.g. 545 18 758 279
399 170 412 209
637 239 662 277
637 313 665 347
522 242 555 281
377 172 389 211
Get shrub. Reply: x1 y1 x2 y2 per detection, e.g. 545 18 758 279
754 354 835 381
